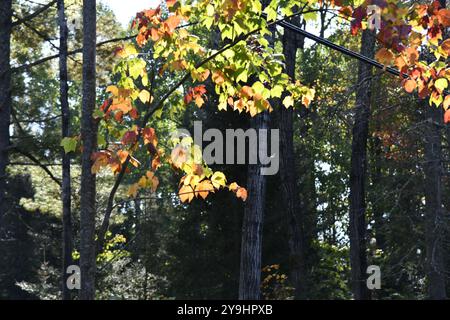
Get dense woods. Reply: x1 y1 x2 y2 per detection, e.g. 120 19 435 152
1 0 450 301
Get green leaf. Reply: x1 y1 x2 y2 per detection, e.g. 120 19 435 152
435 78 448 93
211 171 227 189
60 137 77 154
270 85 284 98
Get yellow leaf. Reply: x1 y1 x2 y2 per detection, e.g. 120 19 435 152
138 176 147 188
434 78 448 94
139 89 151 103
282 95 294 108
211 171 226 189
106 85 119 96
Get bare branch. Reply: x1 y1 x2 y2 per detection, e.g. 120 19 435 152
12 0 57 27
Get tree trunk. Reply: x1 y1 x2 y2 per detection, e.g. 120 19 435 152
239 111 269 300
423 105 447 299
79 0 97 300
421 0 447 299
0 0 12 228
349 29 375 300
58 0 73 300
279 19 308 299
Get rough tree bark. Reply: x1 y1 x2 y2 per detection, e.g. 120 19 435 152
57 0 73 300
421 0 447 299
239 111 269 300
423 104 447 299
278 17 308 299
0 0 12 229
79 0 97 300
349 29 375 300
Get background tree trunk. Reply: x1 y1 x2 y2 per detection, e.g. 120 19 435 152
58 0 73 300
421 0 447 299
423 104 447 299
79 0 97 300
279 17 308 299
0 0 12 229
349 29 375 300
239 111 269 300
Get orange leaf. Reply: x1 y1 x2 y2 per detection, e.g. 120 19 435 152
179 185 194 203
212 70 225 85
438 9 450 26
165 15 181 32
444 109 450 124
195 180 214 199
443 95 450 110
375 48 394 66
240 86 254 98
441 39 450 56
236 187 248 201
403 79 417 93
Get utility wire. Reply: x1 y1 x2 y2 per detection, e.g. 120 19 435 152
271 16 405 78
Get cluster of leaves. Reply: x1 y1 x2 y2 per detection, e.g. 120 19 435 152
70 0 450 204
261 264 295 300
89 0 322 203
347 0 450 121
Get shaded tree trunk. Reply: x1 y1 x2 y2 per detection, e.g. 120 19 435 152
239 111 269 300
423 105 447 299
349 29 375 300
369 78 386 252
58 0 73 300
279 18 308 299
0 0 12 228
79 0 97 300
421 0 447 299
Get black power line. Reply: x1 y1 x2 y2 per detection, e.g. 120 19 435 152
274 18 406 79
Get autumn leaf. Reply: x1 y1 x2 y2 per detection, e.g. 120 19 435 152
211 171 226 189
152 155 162 171
106 85 119 96
443 95 450 110
403 79 417 93
143 127 157 146
179 185 194 203
375 48 395 66
438 8 450 26
121 130 137 145
441 39 450 56
240 86 254 99
195 180 214 199
139 89 151 103
445 109 450 124
165 15 181 32
117 150 129 163
171 145 188 168
434 78 448 94
128 183 139 198
282 95 294 108
236 187 248 201
212 70 225 85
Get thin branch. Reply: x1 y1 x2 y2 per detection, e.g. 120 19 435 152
12 0 57 27
11 147 61 186
12 34 137 73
